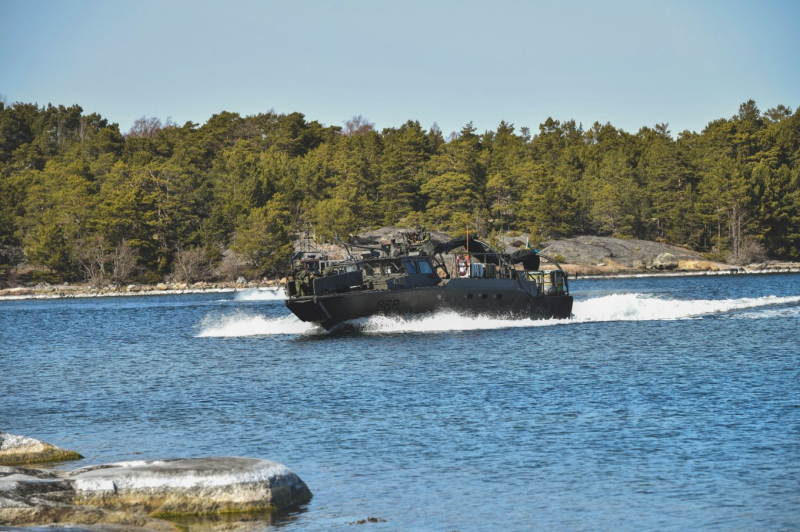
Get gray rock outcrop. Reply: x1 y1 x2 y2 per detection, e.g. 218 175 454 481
0 466 155 529
70 457 311 516
0 433 83 466
540 236 704 268
357 226 449 242
0 457 311 528
653 252 679 270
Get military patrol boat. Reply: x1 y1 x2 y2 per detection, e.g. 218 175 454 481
284 233 573 330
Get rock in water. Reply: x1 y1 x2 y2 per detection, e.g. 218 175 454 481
0 466 175 530
70 457 311 517
0 458 311 527
0 432 83 466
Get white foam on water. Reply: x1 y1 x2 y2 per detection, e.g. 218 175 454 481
353 311 563 334
197 294 800 337
197 312 318 337
572 293 800 323
733 303 800 320
233 288 285 301
353 293 800 333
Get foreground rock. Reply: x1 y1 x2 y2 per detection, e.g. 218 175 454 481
0 432 83 466
0 457 311 529
70 458 311 517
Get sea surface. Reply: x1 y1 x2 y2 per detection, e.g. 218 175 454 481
2 274 800 531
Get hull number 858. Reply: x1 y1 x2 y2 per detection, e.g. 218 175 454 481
376 299 400 312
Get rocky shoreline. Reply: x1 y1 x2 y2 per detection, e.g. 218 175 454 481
2 264 798 302
0 281 284 301
0 433 311 531
557 261 800 278
536 235 800 277
2 235 799 302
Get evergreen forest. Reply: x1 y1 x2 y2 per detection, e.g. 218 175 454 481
1 99 798 284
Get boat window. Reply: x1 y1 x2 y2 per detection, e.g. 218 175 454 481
363 261 384 277
403 261 417 274
384 261 406 275
418 261 433 275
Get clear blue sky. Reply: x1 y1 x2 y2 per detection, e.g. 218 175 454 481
2 0 798 137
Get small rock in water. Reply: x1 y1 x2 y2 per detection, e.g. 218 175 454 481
0 432 83 466
348 516 388 525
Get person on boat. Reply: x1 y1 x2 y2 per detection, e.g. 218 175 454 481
294 262 315 297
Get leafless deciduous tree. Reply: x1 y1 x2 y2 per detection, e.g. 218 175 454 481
76 236 108 285
216 250 247 282
111 240 137 283
170 248 211 283
126 116 163 138
728 236 767 266
342 115 375 136
74 238 138 284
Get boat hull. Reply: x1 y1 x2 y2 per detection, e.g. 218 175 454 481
285 280 573 330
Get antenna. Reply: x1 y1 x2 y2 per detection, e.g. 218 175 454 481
334 235 354 261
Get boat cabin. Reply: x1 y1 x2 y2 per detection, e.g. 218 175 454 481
286 235 569 299
349 257 440 291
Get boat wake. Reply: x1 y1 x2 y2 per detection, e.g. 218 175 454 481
233 288 285 301
572 293 800 322
197 312 318 337
347 293 800 333
349 311 564 333
196 294 800 337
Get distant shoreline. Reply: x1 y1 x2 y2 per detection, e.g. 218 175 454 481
0 284 281 301
2 266 799 301
569 267 800 280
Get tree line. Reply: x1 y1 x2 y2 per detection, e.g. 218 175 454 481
0 99 798 284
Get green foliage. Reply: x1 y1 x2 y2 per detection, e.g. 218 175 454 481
1 99 799 284
24 213 73 278
310 197 360 242
232 195 294 276
421 171 480 231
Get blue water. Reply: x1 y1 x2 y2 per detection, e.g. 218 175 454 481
2 274 800 531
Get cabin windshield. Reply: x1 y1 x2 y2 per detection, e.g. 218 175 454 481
362 260 406 277
418 261 433 275
403 260 417 274
384 261 406 275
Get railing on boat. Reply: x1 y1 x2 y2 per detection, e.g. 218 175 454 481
451 252 570 296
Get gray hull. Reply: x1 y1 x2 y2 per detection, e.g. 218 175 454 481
285 278 573 330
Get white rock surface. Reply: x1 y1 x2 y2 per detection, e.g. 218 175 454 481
0 457 311 527
653 252 679 270
0 432 82 465
69 457 310 515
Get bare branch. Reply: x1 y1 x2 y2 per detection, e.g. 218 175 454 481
126 116 163 138
342 115 375 136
